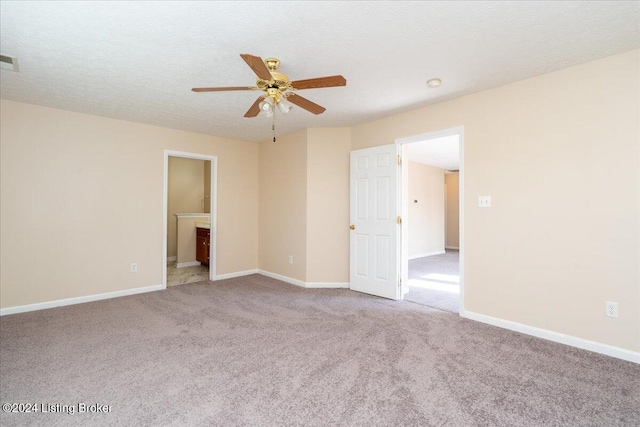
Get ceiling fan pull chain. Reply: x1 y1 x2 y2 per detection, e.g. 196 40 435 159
272 112 276 143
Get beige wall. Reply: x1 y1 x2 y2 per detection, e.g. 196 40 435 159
408 161 445 258
258 127 351 284
167 157 205 258
306 128 351 283
204 160 211 214
259 130 308 281
0 99 259 308
445 172 460 248
352 49 640 352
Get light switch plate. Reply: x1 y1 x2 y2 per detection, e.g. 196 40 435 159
478 196 491 208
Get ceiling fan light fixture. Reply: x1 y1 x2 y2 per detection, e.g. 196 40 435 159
259 97 274 114
427 78 442 88
277 97 292 113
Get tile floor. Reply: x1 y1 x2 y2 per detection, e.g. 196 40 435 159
167 261 210 286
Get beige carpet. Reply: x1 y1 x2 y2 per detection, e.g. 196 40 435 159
1 274 639 426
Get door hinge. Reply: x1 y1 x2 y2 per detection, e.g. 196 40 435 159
397 155 402 165
397 216 402 224
398 277 402 286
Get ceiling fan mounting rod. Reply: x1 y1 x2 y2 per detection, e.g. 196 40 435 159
264 57 280 71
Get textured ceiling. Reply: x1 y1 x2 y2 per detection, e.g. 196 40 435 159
1 1 638 142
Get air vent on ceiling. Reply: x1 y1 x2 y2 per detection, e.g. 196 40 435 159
0 54 19 72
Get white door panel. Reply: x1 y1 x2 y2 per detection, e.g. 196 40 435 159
350 144 400 300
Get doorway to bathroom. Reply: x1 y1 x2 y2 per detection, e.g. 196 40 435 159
162 150 218 288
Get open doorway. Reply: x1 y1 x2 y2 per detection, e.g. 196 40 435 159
398 128 463 314
162 150 218 288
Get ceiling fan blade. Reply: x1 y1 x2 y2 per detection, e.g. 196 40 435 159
244 97 263 118
290 75 347 90
192 86 255 92
240 54 272 81
286 93 326 115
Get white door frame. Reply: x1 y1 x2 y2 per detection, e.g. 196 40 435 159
162 150 218 288
395 126 465 315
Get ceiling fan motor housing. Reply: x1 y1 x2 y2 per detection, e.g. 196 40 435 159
256 71 290 93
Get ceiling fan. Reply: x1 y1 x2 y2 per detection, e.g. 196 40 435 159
192 54 346 118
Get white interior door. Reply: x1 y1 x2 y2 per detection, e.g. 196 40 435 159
349 144 401 300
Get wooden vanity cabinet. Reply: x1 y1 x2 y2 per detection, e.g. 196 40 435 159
196 227 210 266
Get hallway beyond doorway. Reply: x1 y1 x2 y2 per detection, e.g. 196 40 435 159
405 250 459 313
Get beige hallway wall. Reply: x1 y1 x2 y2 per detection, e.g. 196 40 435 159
0 100 259 309
259 130 308 281
407 161 445 258
445 172 460 248
167 157 205 258
352 50 640 352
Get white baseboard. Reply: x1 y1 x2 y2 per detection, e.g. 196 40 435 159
176 261 201 268
257 270 348 289
463 310 640 364
258 270 306 287
0 271 346 316
215 269 258 280
305 282 350 289
0 284 164 316
167 256 177 262
409 250 445 260
445 246 459 250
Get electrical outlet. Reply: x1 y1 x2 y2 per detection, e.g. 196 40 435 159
478 196 491 208
605 301 618 318
288 255 293 264
130 263 138 273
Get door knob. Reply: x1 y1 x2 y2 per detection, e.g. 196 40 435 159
349 224 355 230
